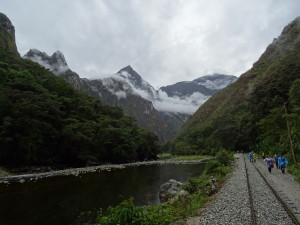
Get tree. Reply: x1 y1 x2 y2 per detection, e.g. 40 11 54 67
287 79 300 162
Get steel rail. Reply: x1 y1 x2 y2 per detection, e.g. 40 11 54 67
243 154 257 225
250 158 300 225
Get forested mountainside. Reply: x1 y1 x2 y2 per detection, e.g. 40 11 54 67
171 17 300 156
0 13 159 168
24 49 237 142
23 51 174 143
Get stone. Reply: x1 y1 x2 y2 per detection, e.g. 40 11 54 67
159 179 184 203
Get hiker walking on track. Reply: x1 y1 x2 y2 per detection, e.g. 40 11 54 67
278 155 288 174
264 156 274 173
249 152 253 162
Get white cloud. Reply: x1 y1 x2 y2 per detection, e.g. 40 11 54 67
101 77 131 100
2 0 300 89
153 90 209 114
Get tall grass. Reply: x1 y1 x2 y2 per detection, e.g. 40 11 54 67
157 153 212 161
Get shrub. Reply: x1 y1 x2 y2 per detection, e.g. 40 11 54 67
182 175 209 194
215 149 232 166
96 193 210 225
96 198 174 225
214 165 230 177
288 162 300 183
204 160 220 174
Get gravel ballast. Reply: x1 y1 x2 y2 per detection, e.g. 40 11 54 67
197 154 252 225
246 158 294 225
195 154 299 225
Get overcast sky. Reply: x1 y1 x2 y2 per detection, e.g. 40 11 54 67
2 0 300 89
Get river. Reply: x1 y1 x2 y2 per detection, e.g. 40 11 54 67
0 162 206 225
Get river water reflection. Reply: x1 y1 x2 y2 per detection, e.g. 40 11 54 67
0 162 206 225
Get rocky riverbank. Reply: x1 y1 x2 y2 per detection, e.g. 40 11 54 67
0 167 11 177
0 159 207 184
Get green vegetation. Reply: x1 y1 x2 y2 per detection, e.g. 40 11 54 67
167 155 212 161
0 167 12 177
96 150 233 225
167 18 300 169
96 194 210 225
158 153 212 161
288 163 300 183
157 153 173 160
0 49 160 168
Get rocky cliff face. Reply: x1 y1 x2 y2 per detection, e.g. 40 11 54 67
159 74 237 100
0 12 19 56
88 77 174 143
117 65 158 101
24 49 69 75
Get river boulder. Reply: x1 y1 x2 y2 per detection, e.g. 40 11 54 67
159 179 188 203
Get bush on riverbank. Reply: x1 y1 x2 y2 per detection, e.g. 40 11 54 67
96 195 209 225
95 151 233 225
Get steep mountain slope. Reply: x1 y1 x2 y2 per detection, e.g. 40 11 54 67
24 50 173 142
0 13 160 168
0 12 19 56
172 16 300 154
87 77 173 142
116 65 158 101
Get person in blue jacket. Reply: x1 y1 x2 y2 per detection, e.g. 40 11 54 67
249 152 253 162
278 155 288 174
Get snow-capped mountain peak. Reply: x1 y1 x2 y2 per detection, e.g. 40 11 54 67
156 74 237 114
193 74 237 90
116 65 158 101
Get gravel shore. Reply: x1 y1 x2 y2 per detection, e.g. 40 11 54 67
0 159 206 184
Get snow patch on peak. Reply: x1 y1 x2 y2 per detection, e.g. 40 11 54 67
116 69 158 101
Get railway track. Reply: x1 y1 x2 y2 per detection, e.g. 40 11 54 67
243 154 300 225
